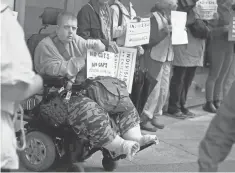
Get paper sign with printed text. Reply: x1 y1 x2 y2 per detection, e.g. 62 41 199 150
124 18 150 47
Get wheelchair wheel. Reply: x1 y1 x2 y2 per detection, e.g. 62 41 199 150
102 157 118 172
19 131 56 172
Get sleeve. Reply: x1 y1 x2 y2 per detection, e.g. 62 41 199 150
1 8 36 86
111 5 126 39
198 82 235 172
77 6 109 50
34 41 85 79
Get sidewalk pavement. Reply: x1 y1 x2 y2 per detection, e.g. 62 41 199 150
83 106 235 172
18 106 235 172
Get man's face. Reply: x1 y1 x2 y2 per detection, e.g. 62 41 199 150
57 18 77 43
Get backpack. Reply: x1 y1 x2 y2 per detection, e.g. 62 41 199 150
84 76 133 114
111 3 123 41
188 19 210 39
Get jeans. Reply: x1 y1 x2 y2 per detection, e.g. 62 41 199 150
168 66 197 113
142 61 172 119
224 54 235 97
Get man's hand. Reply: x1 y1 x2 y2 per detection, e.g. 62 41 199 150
93 40 106 52
137 46 144 56
134 16 141 22
163 25 172 33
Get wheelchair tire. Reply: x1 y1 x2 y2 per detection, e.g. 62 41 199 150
19 131 56 172
102 157 118 172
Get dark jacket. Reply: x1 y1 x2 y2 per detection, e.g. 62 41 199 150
77 0 109 50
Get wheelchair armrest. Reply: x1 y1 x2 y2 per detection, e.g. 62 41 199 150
42 75 66 87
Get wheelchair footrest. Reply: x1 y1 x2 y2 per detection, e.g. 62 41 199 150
138 141 157 152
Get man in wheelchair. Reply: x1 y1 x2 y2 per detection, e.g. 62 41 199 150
33 11 158 161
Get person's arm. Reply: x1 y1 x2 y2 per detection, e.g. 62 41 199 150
111 5 126 39
77 6 109 50
34 41 85 79
1 75 43 102
1 7 43 102
198 82 235 172
74 35 106 54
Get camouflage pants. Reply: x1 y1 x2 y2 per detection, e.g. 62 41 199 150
67 95 140 147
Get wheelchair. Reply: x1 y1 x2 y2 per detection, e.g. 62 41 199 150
16 7 156 172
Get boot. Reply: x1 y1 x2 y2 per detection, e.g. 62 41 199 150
151 117 165 129
122 125 158 146
140 121 157 132
140 113 157 132
213 100 222 109
104 135 140 161
203 101 216 113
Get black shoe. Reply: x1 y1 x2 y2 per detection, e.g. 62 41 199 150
203 101 216 113
140 121 158 132
181 107 196 118
166 110 187 119
213 100 222 109
151 117 165 129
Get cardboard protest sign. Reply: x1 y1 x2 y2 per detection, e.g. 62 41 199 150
87 50 115 78
228 11 235 41
124 18 150 47
195 0 218 20
115 47 137 93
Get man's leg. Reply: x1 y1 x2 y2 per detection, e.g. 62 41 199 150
198 82 235 171
115 97 158 146
67 96 140 160
204 44 226 113
152 62 171 126
180 66 197 116
168 66 187 118
224 54 235 97
141 62 163 131
213 48 234 108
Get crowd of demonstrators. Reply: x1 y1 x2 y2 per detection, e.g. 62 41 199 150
2 0 235 172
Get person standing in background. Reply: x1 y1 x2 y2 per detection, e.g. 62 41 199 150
1 2 43 172
140 0 177 132
203 0 234 113
77 0 119 53
168 3 207 118
110 0 144 55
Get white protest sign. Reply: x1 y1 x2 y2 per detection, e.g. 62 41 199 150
171 11 188 45
195 0 218 20
115 47 137 93
87 50 115 78
124 18 150 47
